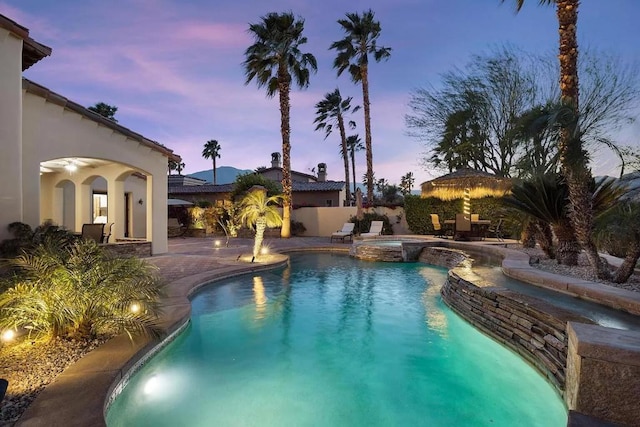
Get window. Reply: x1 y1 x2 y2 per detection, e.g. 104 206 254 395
325 199 333 207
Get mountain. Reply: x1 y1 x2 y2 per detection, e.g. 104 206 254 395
188 166 253 184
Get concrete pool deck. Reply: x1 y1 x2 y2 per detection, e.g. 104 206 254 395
14 235 640 426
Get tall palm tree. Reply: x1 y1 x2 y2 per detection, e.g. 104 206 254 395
330 9 391 203
202 140 221 184
346 134 364 196
238 188 283 261
503 1 608 278
244 12 317 238
313 88 360 205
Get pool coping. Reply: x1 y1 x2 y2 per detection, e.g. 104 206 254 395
14 239 640 426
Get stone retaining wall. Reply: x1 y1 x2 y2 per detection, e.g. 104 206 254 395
105 240 152 257
441 270 592 393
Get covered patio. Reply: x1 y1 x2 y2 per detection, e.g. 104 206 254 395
0 15 180 254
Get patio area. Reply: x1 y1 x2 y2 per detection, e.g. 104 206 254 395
9 235 640 426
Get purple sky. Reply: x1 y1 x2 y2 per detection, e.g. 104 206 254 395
3 0 639 187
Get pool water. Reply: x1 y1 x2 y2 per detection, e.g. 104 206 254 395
107 253 567 427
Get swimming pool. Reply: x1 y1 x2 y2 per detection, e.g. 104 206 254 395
106 253 567 426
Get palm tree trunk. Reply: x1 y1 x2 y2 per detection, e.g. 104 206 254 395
612 238 640 284
337 115 351 205
360 63 374 203
351 148 357 196
521 221 537 248
213 157 217 185
555 0 609 278
552 219 580 266
278 68 292 238
534 220 556 260
253 217 266 259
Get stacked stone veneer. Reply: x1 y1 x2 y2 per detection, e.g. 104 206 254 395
105 241 152 257
442 270 592 392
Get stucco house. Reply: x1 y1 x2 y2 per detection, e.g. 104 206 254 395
168 153 347 208
0 14 179 254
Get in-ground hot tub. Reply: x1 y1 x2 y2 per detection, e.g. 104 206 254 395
349 238 430 262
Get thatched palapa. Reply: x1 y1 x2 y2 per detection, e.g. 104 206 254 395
420 168 512 201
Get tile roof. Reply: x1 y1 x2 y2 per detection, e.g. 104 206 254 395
168 181 344 194
293 181 345 192
0 14 52 70
22 78 180 162
169 184 234 194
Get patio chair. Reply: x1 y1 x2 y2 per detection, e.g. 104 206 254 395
331 223 355 243
430 214 447 238
361 220 383 237
488 218 505 242
81 223 105 243
103 223 114 243
454 214 471 240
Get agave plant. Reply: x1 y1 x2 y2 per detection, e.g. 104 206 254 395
0 240 163 341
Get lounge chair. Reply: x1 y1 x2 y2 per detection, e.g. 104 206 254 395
361 220 383 237
81 223 105 243
331 223 355 243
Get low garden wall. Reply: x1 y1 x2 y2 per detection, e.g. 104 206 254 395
105 239 152 257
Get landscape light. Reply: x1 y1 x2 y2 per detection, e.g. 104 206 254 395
130 302 141 314
214 240 221 247
260 246 269 255
1 329 15 342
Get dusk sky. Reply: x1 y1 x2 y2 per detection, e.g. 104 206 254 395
2 0 639 187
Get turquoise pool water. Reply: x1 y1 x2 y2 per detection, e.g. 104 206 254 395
107 253 567 426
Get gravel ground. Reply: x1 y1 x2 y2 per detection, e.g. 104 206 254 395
510 245 640 293
0 336 108 426
0 245 637 425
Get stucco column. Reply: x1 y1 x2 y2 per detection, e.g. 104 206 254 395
147 171 168 254
75 181 92 232
107 178 125 241
0 29 24 240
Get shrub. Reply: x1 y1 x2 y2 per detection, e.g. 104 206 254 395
0 240 163 341
0 221 78 259
404 195 517 237
291 220 306 236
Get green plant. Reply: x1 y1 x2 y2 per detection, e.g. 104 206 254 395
238 189 283 260
594 201 640 283
291 220 306 236
0 221 78 260
231 173 281 200
0 240 163 341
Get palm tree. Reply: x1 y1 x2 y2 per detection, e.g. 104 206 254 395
202 140 221 184
238 187 283 261
346 134 364 196
330 9 391 203
243 12 317 238
503 1 608 278
504 174 580 265
314 88 360 205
